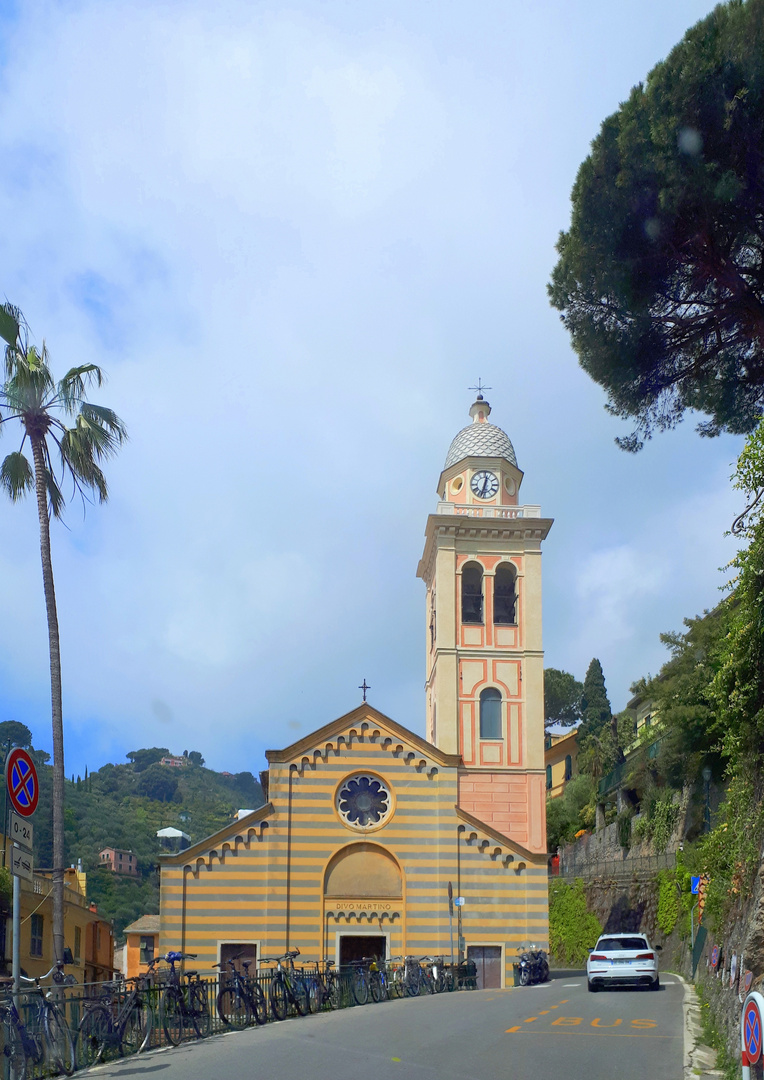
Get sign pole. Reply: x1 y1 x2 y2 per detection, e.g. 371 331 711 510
447 882 454 968
5 748 39 1001
12 870 19 1001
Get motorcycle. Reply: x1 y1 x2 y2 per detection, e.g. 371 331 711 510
516 944 550 986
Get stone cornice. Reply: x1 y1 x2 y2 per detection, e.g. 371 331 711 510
158 803 275 865
455 806 548 863
417 513 553 580
266 703 462 769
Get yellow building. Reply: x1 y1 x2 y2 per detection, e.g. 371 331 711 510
2 865 114 982
159 395 553 990
544 729 579 798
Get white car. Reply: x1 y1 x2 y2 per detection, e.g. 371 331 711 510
586 934 660 992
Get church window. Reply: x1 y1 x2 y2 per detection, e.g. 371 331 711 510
564 755 572 781
493 564 516 625
479 688 502 740
546 765 552 790
336 774 393 831
461 563 483 624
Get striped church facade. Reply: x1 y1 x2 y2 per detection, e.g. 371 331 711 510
159 706 548 989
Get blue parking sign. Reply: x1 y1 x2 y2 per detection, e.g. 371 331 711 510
691 876 700 894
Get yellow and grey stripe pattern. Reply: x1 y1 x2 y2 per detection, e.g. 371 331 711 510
160 706 548 988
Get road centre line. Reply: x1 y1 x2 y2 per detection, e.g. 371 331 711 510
524 1018 537 1023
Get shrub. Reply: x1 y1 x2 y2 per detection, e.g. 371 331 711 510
548 878 603 966
656 870 681 936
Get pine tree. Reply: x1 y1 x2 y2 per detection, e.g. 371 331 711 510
580 658 612 739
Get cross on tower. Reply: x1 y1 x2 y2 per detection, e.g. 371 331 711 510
468 379 492 397
359 679 371 702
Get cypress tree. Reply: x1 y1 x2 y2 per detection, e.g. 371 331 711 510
580 658 612 739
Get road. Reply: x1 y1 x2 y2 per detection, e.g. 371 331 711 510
90 973 685 1080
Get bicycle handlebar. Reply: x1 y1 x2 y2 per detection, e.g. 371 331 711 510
19 961 66 986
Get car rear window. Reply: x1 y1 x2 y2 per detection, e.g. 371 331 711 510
597 937 648 951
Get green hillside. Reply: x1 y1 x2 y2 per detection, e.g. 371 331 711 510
9 736 264 940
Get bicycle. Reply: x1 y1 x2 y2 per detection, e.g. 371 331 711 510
0 962 76 1079
76 964 154 1066
158 951 211 1045
261 950 309 1021
213 953 267 1029
300 959 340 1013
368 958 388 1003
316 959 342 1010
419 956 443 994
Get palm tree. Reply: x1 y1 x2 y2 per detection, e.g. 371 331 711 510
0 303 126 964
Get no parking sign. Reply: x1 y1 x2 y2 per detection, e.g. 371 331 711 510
742 991 764 1075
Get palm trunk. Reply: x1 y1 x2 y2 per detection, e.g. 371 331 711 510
30 437 65 964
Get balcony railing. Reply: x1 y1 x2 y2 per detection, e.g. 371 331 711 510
436 502 542 519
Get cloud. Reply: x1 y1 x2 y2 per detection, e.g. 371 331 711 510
0 0 733 777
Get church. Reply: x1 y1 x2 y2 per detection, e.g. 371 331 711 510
159 394 553 990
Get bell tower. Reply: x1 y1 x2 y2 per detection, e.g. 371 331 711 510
416 394 553 853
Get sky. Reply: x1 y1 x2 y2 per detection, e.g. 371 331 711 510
0 0 747 780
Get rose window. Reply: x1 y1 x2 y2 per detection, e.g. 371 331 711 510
336 774 392 830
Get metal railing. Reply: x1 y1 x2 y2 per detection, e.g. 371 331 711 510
555 850 677 883
0 959 473 1077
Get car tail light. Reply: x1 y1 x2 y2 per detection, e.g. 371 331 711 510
589 954 607 961
635 953 654 960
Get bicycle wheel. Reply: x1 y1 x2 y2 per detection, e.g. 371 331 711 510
217 986 251 1030
4 1015 29 1080
421 970 435 994
270 977 288 1021
370 972 382 1004
390 968 404 999
121 1000 152 1055
351 970 369 1006
445 969 456 992
190 983 211 1038
307 978 321 1014
328 973 342 1010
159 987 184 1046
77 1005 110 1068
290 977 310 1017
43 1002 75 1076
405 967 420 997
249 982 268 1026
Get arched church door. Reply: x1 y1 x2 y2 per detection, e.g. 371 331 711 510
323 843 403 965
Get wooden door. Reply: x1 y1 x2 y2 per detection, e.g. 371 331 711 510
467 945 502 989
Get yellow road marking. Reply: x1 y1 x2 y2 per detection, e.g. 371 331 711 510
505 1032 679 1038
505 1026 521 1032
524 1018 537 1023
558 999 569 1004
538 1010 550 1014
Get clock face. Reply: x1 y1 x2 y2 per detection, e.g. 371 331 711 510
471 470 499 499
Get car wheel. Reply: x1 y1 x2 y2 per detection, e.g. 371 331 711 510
650 977 660 991
587 980 598 993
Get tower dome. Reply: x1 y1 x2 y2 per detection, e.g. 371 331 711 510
443 395 517 470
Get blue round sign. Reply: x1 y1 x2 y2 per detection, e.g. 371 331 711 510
744 999 762 1064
